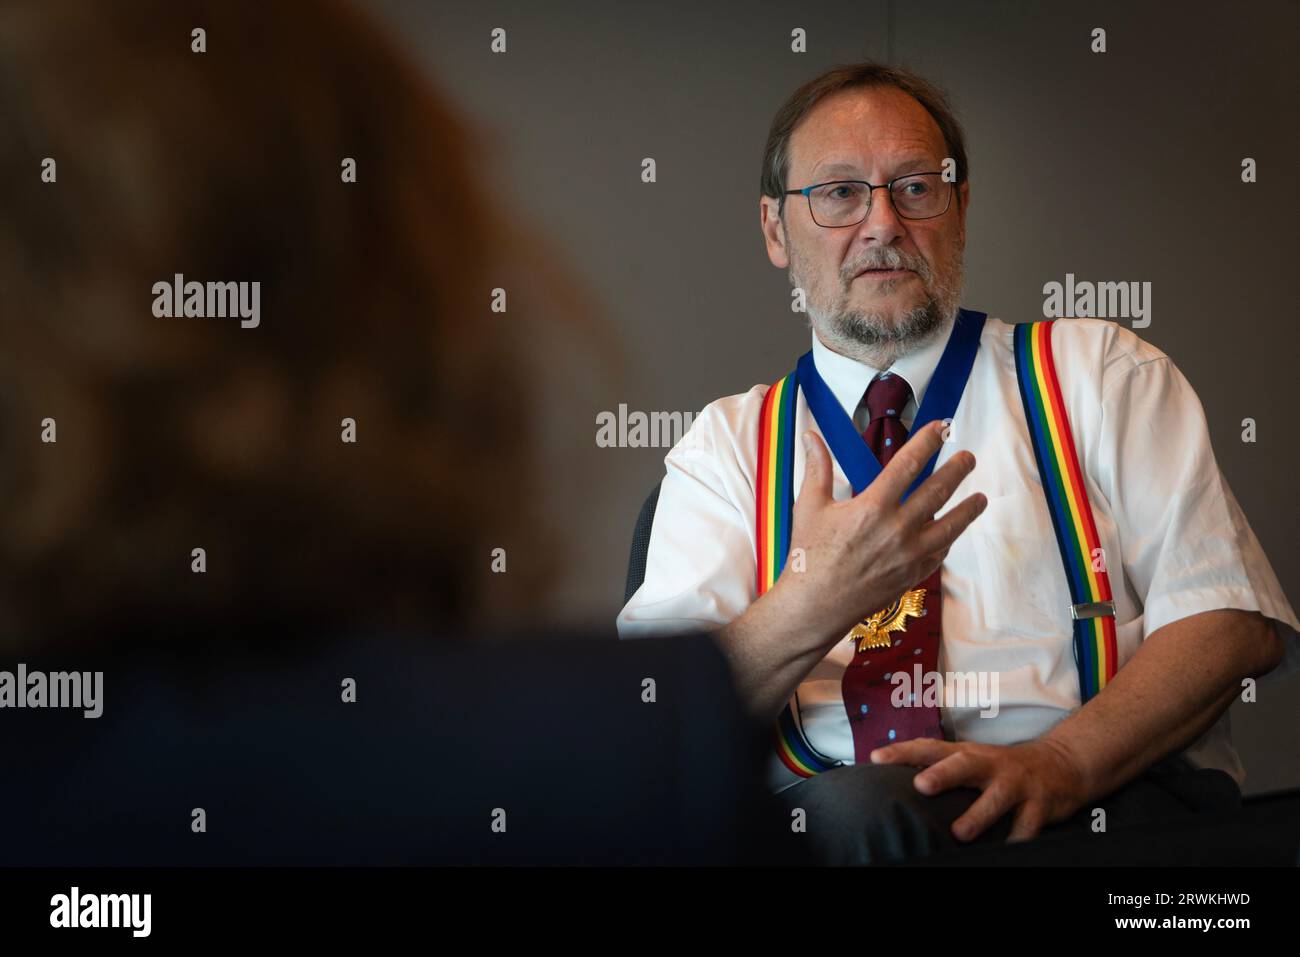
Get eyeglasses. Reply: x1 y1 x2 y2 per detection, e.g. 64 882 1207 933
783 172 953 227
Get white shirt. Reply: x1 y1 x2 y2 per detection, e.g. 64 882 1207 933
617 315 1300 793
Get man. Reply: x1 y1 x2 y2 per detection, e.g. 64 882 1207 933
617 62 1298 864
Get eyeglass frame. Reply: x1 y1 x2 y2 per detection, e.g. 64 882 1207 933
782 171 954 227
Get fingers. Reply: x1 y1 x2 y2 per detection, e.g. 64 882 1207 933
951 782 1013 842
795 431 833 510
898 448 977 528
1007 804 1046 843
913 750 979 795
868 420 947 503
869 738 953 767
914 492 987 556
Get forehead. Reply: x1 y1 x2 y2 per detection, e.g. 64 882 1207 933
788 86 946 180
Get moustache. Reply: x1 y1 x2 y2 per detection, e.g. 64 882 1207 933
848 251 930 280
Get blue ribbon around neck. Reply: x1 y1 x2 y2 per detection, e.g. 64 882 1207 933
794 308 986 500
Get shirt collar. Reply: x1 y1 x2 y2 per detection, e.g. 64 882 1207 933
808 317 956 418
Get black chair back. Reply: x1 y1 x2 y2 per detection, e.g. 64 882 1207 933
623 481 662 604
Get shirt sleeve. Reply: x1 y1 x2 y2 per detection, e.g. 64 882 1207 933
616 393 760 640
1098 351 1300 686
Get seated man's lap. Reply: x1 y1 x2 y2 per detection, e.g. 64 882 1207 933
775 754 1241 865
776 763 1006 865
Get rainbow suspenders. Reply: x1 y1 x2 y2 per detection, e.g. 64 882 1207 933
757 317 1119 779
1012 320 1119 700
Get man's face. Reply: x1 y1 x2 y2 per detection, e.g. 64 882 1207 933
760 86 969 364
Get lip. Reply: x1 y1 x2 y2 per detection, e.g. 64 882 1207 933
854 268 914 280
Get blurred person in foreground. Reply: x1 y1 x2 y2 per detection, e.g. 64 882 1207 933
0 0 779 866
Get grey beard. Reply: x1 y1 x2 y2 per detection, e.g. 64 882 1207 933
821 300 950 368
802 252 965 368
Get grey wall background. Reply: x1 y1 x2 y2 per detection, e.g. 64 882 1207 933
370 0 1298 793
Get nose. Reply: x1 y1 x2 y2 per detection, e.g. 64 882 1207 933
853 185 906 249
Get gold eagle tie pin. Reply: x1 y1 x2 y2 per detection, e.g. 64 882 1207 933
847 587 927 652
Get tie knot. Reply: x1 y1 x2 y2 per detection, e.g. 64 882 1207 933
864 373 913 423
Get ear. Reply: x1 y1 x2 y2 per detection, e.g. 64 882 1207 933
956 180 970 246
760 195 790 269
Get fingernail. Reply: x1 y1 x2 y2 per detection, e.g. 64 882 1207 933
801 432 812 451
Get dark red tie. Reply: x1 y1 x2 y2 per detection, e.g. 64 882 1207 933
841 373 946 763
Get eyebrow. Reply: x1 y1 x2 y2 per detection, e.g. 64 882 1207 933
810 158 935 181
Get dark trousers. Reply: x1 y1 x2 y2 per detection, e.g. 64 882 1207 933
773 753 1242 865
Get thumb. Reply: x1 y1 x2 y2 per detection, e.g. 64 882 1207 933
795 430 832 509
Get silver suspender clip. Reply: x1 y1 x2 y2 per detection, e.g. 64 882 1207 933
1070 600 1116 621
